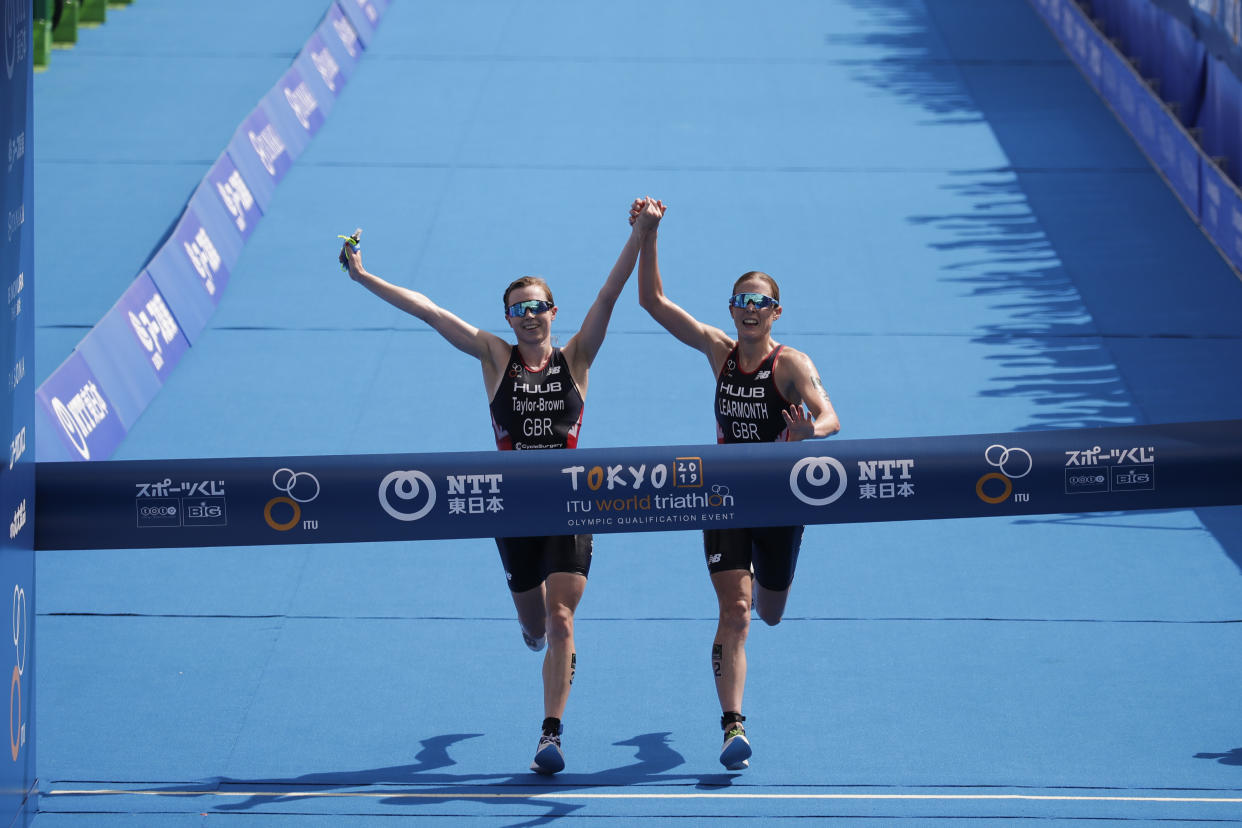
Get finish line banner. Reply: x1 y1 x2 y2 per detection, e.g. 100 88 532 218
34 421 1242 550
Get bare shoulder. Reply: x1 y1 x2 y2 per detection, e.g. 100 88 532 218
776 345 819 378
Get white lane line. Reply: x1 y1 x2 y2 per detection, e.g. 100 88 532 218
46 789 1242 804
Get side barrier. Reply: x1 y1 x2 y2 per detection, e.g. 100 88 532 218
34 0 388 462
34 421 1242 551
1030 0 1242 276
2 3 37 825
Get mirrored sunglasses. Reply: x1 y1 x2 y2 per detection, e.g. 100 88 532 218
729 292 779 310
506 299 555 318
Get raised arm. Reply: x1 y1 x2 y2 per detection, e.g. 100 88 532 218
635 200 734 369
342 243 509 366
779 350 841 441
562 198 662 372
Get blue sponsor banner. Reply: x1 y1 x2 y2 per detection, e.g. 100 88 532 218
33 421 1242 551
185 178 245 272
1 0 35 820
203 151 263 245
293 43 338 119
321 5 364 75
336 0 381 48
145 205 231 345
300 32 348 102
262 66 325 162
35 351 127 464
320 4 364 78
1201 159 1242 271
75 273 190 430
225 107 293 213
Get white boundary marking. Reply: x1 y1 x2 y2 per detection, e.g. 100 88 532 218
46 789 1242 804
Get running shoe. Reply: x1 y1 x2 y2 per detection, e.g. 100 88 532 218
521 626 546 652
531 729 565 774
720 722 751 770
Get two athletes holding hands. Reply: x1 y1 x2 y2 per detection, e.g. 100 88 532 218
341 196 839 775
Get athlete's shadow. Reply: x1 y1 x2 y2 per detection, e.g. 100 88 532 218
170 731 736 825
1195 747 1242 766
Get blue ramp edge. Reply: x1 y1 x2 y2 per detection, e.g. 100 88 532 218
33 1 387 462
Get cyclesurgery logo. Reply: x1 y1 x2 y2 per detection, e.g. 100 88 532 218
264 468 320 531
789 456 848 506
379 470 436 522
976 444 1032 504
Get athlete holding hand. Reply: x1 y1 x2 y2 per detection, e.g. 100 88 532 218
633 197 840 770
343 198 664 774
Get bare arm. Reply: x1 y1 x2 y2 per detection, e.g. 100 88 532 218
343 243 509 367
779 350 841 441
635 201 734 371
562 199 662 373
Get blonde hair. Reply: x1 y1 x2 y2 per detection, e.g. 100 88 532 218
502 276 554 310
732 271 779 301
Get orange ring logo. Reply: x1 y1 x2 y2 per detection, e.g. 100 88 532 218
9 664 19 761
975 472 1012 504
264 496 300 531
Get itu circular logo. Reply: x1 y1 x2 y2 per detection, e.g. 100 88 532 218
264 468 320 531
976 444 1032 504
379 470 436 522
789 456 847 506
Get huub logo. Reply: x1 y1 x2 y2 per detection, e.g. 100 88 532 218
789 456 847 506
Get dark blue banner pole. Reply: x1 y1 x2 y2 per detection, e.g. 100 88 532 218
34 421 1242 551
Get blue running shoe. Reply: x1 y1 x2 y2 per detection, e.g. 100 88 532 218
720 722 751 770
531 728 564 774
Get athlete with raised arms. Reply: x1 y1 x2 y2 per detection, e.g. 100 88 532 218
342 199 664 774
632 198 840 770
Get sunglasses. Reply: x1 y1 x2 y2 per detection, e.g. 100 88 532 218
506 299 555 318
729 292 780 310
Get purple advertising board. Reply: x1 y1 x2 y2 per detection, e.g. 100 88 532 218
203 151 263 246
35 350 127 463
75 273 191 430
262 66 325 162
226 107 294 213
299 32 348 102
336 0 381 49
319 4 363 82
145 204 232 345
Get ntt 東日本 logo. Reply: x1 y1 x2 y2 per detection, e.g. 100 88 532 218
379 470 436 522
976 444 1032 504
789 456 847 506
